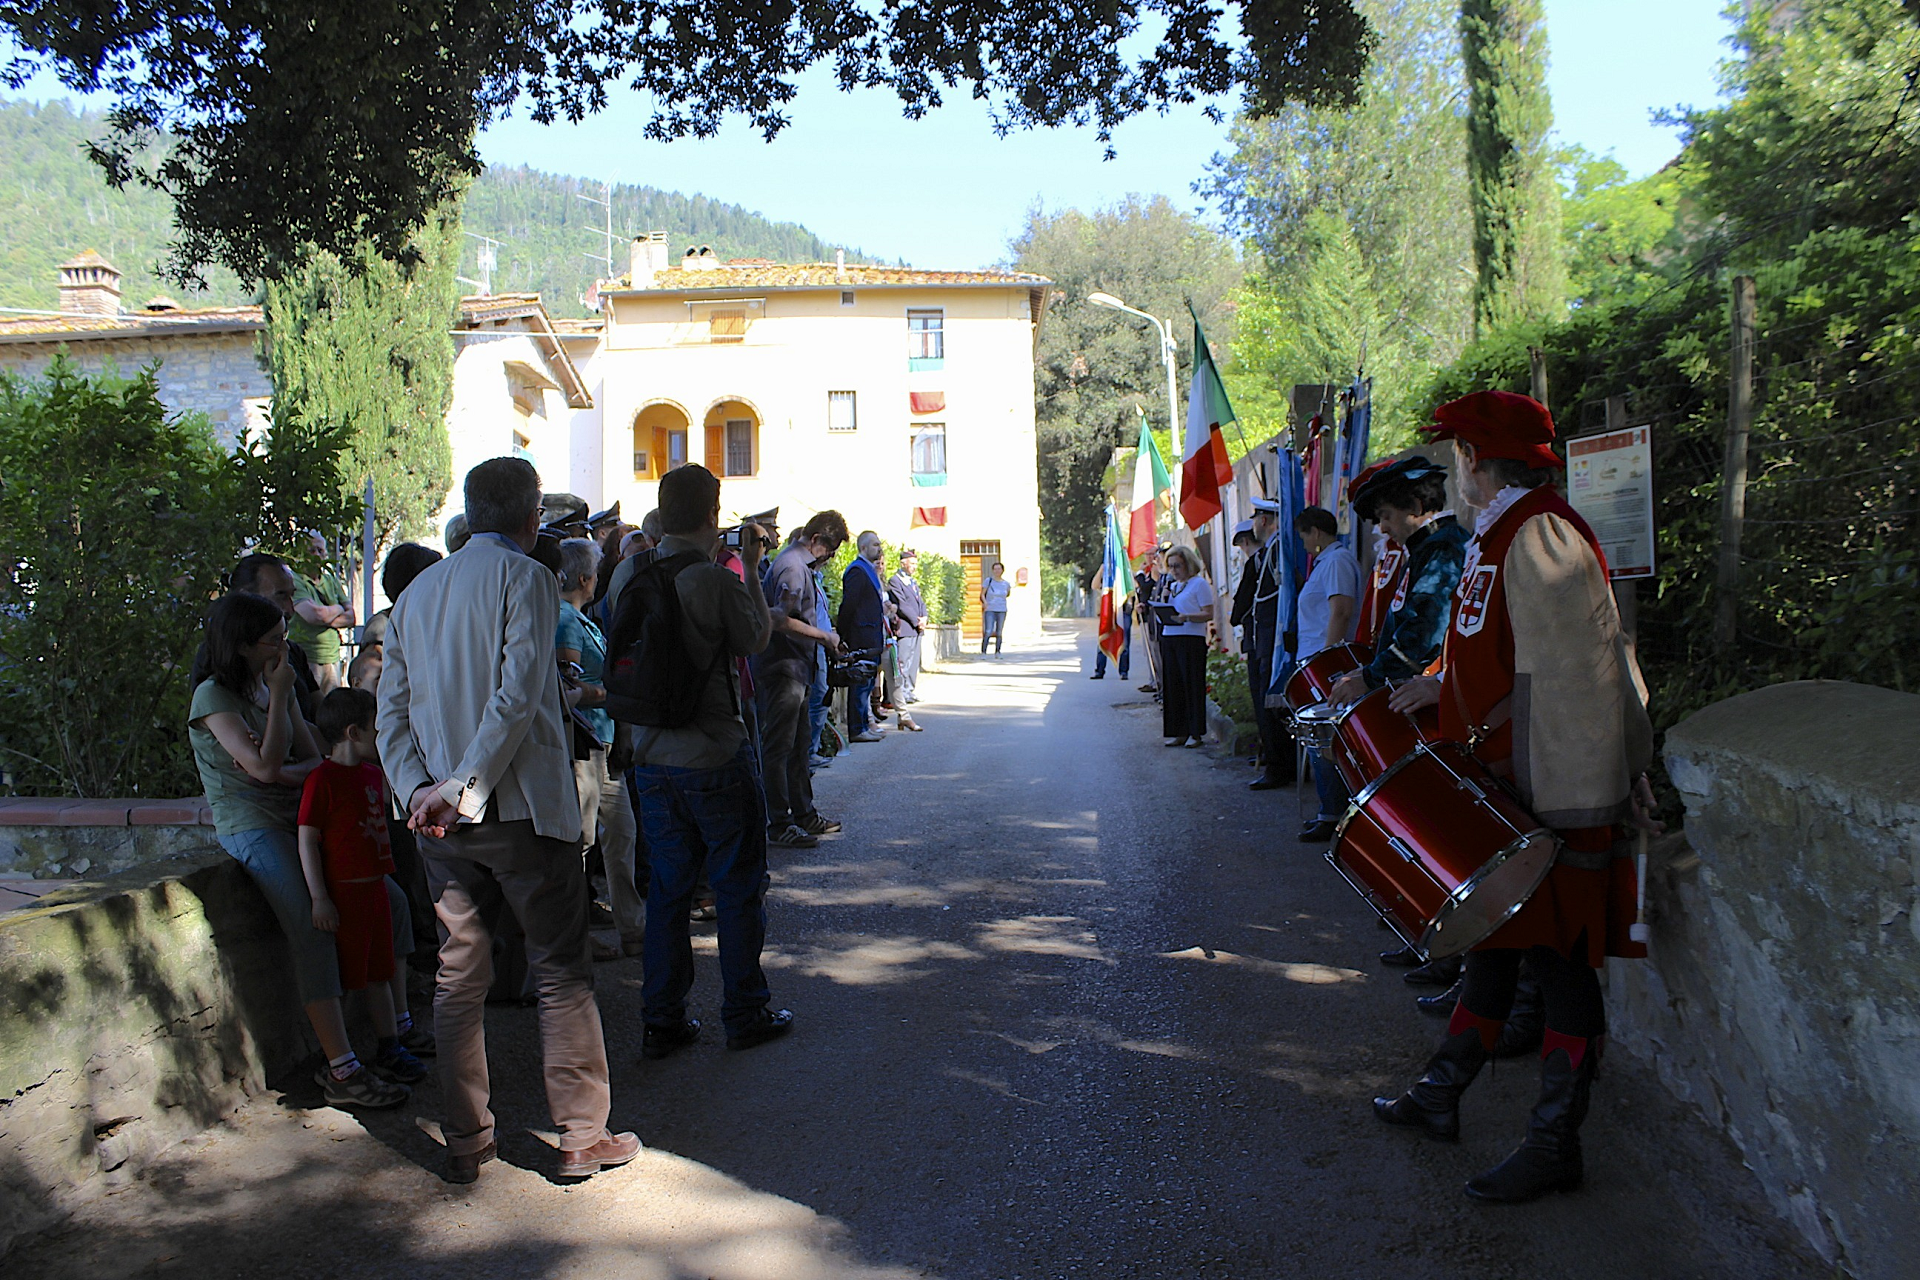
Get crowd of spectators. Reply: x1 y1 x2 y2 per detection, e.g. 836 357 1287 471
184 457 935 1183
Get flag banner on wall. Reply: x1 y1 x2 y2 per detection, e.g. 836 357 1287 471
1180 313 1237 530
1128 406 1171 559
1264 448 1310 709
911 506 948 528
909 391 947 414
1098 504 1133 661
910 473 948 487
1334 377 1372 548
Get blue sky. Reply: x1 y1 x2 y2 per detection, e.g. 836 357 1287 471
473 0 1735 268
9 1 1734 270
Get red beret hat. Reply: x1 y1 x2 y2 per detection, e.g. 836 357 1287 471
1423 391 1561 471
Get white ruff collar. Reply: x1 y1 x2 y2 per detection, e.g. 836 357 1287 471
1473 486 1531 540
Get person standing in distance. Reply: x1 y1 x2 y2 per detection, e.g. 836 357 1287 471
377 457 636 1185
758 511 849 849
979 562 1012 655
838 531 890 742
1291 507 1362 841
888 549 928 704
627 465 793 1058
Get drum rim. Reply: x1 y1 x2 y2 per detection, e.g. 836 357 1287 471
1418 827 1559 958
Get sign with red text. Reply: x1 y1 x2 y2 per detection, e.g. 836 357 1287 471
1566 425 1655 580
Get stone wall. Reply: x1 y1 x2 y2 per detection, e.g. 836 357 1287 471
1611 680 1920 1279
0 332 270 448
0 854 305 1257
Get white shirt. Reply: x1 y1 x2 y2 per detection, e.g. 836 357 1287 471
1162 575 1214 638
1296 543 1362 659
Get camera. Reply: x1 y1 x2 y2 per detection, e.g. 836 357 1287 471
721 523 775 553
825 647 881 688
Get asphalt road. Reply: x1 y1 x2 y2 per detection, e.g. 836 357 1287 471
10 622 1823 1280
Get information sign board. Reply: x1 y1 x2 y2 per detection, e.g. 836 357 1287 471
1565 425 1655 580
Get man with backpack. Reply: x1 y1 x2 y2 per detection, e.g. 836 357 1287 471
604 464 793 1057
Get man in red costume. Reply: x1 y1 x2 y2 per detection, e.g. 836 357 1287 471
1373 390 1659 1203
1347 459 1409 650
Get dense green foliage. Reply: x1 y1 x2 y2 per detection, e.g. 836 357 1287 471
262 207 462 547
1206 649 1255 729
1207 0 1473 451
1010 197 1242 580
0 98 874 315
2 0 1376 282
818 540 963 630
1460 0 1564 335
1427 0 1920 722
0 359 354 796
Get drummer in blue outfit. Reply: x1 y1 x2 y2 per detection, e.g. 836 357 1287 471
1292 506 1363 843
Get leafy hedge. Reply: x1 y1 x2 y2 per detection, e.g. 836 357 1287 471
817 538 964 628
1206 649 1256 728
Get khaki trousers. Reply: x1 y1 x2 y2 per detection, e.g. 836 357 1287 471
575 747 644 939
418 818 612 1156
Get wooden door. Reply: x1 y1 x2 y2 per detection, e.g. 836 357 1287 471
959 539 1001 643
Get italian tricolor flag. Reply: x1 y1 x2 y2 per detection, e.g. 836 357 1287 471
1098 505 1133 661
1180 315 1236 530
1127 408 1171 559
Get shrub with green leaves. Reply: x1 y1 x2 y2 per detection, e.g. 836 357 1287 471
0 358 356 797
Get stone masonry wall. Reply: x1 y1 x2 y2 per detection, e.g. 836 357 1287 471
1609 680 1920 1279
0 854 305 1257
0 333 270 448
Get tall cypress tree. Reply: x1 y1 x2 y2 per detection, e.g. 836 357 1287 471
1460 0 1565 336
262 200 461 547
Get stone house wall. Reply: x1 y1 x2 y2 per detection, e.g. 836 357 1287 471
1613 680 1920 1279
0 332 270 448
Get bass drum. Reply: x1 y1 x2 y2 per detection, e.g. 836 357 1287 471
1325 742 1557 960
1326 687 1439 792
1281 642 1371 714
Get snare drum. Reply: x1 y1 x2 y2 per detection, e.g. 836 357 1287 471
1327 687 1438 792
1292 701 1341 752
1325 742 1557 959
1282 642 1372 714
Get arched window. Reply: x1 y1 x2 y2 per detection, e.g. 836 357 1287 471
703 399 760 477
632 402 691 480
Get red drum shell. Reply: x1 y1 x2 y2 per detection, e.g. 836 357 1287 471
1326 742 1557 959
1282 642 1372 714
1328 689 1438 792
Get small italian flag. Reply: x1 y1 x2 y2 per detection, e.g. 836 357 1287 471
1127 406 1171 560
1179 314 1236 531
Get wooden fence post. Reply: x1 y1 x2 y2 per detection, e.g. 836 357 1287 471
1715 276 1757 653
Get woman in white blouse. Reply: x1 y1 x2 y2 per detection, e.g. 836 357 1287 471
1157 545 1215 747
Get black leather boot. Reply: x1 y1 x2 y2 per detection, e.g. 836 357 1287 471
1372 1010 1499 1142
1416 973 1465 1016
1403 952 1464 988
1493 964 1544 1057
1465 1033 1596 1202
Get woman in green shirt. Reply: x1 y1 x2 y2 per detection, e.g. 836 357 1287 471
188 593 405 1109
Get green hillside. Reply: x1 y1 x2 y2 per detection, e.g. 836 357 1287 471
0 98 880 316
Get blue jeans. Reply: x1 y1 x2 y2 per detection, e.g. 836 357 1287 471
1094 629 1130 677
1310 750 1351 822
808 651 829 754
848 677 874 737
981 610 1006 653
219 827 415 1003
631 747 772 1033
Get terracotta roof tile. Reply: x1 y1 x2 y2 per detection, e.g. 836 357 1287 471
622 264 1051 292
0 305 263 340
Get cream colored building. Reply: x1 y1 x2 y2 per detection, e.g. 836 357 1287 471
593 238 1051 641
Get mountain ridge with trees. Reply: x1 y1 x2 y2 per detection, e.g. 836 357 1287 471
0 97 883 316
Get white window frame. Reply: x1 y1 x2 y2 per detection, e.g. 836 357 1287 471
907 308 944 360
828 390 858 432
911 423 947 475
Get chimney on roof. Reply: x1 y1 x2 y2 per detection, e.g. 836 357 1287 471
144 295 181 313
58 250 122 316
681 245 720 272
629 231 668 285
836 249 846 284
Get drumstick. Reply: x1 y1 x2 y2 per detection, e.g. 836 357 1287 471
1629 828 1651 944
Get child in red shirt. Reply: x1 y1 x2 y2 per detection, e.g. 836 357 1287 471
299 687 428 1087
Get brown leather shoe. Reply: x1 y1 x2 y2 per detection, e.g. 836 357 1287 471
446 1140 497 1185
557 1131 642 1179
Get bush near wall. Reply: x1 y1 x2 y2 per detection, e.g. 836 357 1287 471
1206 649 1255 728
0 359 356 797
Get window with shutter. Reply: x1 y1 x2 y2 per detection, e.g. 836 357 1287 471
828 391 857 432
709 309 746 342
726 420 754 475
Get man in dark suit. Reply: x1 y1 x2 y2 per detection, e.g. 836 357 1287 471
837 530 888 743
1246 498 1297 790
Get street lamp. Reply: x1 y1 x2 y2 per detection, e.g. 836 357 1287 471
1087 292 1181 511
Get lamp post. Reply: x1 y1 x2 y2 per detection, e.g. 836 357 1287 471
1088 292 1181 512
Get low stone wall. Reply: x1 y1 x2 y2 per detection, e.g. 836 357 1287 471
1612 681 1919 1279
0 853 304 1257
0 798 219 879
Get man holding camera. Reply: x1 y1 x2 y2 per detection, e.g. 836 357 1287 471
758 511 851 849
626 464 794 1058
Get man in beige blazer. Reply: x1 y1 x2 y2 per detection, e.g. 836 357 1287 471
378 456 637 1184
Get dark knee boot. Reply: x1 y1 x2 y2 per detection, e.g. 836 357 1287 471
1493 963 1544 1057
1373 1005 1500 1142
1466 1030 1596 1202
